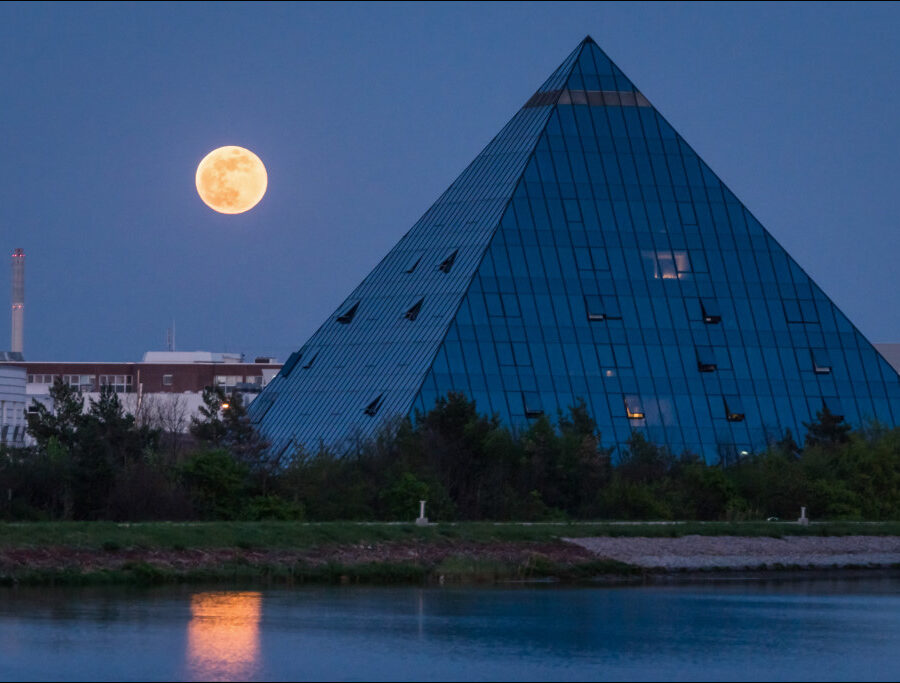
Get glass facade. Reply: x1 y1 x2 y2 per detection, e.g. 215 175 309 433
251 37 900 462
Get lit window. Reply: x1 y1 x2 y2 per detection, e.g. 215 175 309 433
438 249 458 273
696 346 717 373
724 396 745 422
700 298 721 324
624 396 645 420
404 252 424 274
811 349 832 375
281 351 302 378
644 250 691 280
523 392 543 418
364 393 384 416
405 298 424 321
585 295 622 321
337 302 359 324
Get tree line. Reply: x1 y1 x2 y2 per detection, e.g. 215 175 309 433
1 378 899 522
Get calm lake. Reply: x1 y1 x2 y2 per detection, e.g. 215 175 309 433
1 578 898 681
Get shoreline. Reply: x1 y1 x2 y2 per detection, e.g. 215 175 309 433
3 531 900 587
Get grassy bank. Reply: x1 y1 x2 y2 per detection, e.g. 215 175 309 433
2 520 900 550
2 521 899 587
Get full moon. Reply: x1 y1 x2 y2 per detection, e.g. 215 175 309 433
195 146 267 214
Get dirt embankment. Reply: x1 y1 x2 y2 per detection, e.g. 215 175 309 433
566 535 900 570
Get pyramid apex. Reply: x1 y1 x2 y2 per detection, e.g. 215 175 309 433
581 35 596 45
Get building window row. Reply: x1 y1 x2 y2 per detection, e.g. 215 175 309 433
27 374 56 384
99 375 134 393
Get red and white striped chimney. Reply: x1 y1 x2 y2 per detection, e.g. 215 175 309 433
11 249 24 355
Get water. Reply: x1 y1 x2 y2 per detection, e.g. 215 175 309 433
1 578 899 681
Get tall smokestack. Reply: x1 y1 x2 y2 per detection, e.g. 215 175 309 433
11 248 24 355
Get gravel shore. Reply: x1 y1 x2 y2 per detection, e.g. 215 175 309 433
565 535 900 570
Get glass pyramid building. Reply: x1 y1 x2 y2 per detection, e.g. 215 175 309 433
251 37 900 461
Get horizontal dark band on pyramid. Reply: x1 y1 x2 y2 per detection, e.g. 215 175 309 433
525 89 651 108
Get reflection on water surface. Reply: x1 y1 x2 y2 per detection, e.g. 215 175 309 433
186 592 261 681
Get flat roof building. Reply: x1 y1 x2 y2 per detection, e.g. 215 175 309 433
11 352 281 435
250 37 900 461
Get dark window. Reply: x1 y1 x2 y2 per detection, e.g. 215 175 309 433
405 298 424 321
624 395 644 420
162 374 173 386
724 396 745 422
585 295 621 321
364 393 384 417
404 252 424 274
696 346 717 373
784 299 818 324
281 351 302 378
700 298 721 324
337 302 359 324
812 349 832 375
523 392 543 418
438 249 459 273
302 352 318 370
822 397 844 420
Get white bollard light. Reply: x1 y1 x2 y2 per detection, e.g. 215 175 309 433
798 506 809 526
415 499 429 526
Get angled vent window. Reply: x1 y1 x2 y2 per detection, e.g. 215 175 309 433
302 351 318 370
364 393 384 417
585 295 622 322
404 252 424 274
280 351 302 378
696 346 717 373
812 349 832 375
405 298 424 321
337 301 360 324
624 396 645 420
438 249 459 273
724 396 745 422
700 298 721 324
523 392 543 418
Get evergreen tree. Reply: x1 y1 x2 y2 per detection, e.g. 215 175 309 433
803 406 852 448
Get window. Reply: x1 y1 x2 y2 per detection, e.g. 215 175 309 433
523 392 543 418
811 349 832 375
404 252 424 274
281 351 302 378
162 374 173 387
99 375 133 393
405 298 424 321
696 346 717 373
644 250 691 280
337 301 359 324
215 375 243 393
821 397 844 421
724 396 745 422
438 249 458 273
784 299 819 324
700 298 721 324
65 375 95 392
585 295 622 321
364 393 384 417
624 395 645 420
302 352 318 370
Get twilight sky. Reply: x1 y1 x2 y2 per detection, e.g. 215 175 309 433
1 1 898 361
